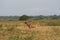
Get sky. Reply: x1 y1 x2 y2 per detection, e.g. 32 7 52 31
0 0 60 16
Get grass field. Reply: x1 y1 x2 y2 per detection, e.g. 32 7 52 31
0 20 60 40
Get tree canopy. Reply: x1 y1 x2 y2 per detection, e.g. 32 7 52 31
19 15 30 21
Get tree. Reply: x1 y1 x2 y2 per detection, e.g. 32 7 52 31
52 15 58 19
19 15 30 21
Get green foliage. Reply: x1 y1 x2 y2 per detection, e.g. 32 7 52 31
19 15 30 21
47 22 60 26
36 19 60 26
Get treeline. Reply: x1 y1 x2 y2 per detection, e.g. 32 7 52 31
19 15 60 20
0 16 19 20
33 15 60 20
0 15 60 20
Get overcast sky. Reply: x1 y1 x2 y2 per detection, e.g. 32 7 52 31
0 0 60 16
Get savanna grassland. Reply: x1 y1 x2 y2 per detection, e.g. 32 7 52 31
0 19 60 40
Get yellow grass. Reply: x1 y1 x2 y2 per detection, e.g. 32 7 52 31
0 21 60 40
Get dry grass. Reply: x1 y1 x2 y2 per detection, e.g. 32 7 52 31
0 20 60 40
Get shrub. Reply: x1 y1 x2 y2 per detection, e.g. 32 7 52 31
19 15 30 21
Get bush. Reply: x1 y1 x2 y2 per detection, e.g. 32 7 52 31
19 15 30 21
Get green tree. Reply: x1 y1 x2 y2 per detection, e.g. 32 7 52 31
19 15 30 21
52 15 58 19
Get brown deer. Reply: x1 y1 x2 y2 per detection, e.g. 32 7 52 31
24 21 35 28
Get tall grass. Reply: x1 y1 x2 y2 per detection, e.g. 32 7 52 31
0 20 60 40
33 19 60 26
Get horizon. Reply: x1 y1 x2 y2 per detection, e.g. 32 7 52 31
0 14 60 16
